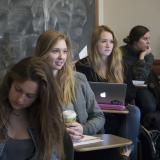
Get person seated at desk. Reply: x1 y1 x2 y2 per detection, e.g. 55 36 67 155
76 25 140 160
34 30 105 141
120 25 157 120
0 57 73 160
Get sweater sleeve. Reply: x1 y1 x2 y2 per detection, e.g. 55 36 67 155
74 72 105 135
132 53 154 80
82 79 105 135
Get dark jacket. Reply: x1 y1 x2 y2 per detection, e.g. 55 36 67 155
120 45 154 103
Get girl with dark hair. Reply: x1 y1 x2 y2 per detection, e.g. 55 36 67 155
120 25 156 120
0 57 70 160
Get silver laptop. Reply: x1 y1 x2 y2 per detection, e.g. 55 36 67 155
89 82 127 105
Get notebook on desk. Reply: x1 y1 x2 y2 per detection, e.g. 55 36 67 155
89 82 127 110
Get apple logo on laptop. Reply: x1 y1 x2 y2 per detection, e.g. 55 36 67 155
100 92 106 98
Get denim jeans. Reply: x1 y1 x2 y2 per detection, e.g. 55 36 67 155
104 105 140 160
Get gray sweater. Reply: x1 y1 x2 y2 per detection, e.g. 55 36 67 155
73 72 105 135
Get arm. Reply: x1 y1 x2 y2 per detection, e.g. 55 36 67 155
66 73 105 139
132 52 154 80
79 74 105 135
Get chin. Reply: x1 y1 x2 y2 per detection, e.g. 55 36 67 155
55 66 63 70
104 53 111 56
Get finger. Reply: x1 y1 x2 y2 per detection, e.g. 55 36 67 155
67 127 82 136
66 122 78 127
66 127 75 134
70 134 83 141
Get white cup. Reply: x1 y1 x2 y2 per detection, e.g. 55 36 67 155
63 110 77 124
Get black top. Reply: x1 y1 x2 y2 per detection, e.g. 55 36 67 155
75 57 131 160
76 56 140 104
1 138 35 160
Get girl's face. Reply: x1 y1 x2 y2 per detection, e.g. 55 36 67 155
47 39 68 72
9 80 38 110
134 32 151 51
97 31 114 58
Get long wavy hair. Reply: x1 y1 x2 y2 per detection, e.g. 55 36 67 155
34 30 75 106
88 25 123 83
0 57 65 160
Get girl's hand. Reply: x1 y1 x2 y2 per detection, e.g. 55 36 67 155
139 46 151 60
66 122 83 141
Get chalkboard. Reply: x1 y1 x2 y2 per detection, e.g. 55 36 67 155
0 0 97 77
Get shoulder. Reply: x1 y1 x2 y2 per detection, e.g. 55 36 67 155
76 57 89 67
74 72 92 91
75 57 92 71
75 57 96 81
74 71 87 82
146 53 154 59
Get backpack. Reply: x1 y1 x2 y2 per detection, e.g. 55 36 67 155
146 70 160 110
139 125 160 160
143 112 160 131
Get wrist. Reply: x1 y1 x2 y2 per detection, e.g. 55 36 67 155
121 154 129 160
139 53 145 60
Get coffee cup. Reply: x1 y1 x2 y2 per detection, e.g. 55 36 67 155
63 110 77 124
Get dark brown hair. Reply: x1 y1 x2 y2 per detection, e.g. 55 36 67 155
123 25 150 45
0 57 65 160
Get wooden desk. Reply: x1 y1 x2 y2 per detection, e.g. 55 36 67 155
102 109 129 114
74 134 132 152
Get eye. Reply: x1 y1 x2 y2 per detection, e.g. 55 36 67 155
51 49 60 54
100 39 114 44
26 94 37 99
101 40 106 43
63 50 68 54
110 40 114 44
15 85 22 92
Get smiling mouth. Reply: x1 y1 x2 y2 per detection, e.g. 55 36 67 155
55 62 64 66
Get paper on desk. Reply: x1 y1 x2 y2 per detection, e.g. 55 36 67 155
132 80 147 87
79 45 88 59
73 135 103 147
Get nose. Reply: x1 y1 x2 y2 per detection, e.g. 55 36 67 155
58 50 65 59
146 38 150 44
17 94 26 104
105 41 110 47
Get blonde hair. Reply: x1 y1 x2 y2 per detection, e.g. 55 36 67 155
34 30 75 105
89 25 123 83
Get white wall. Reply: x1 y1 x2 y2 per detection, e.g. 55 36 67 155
98 0 104 25
101 0 160 59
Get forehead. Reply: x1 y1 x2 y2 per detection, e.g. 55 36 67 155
142 32 151 38
12 80 38 94
99 31 113 39
53 39 67 48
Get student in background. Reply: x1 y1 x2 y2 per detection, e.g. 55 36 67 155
120 25 156 120
76 25 140 160
0 57 73 160
34 30 105 141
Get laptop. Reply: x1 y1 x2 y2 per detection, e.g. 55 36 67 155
89 82 127 110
